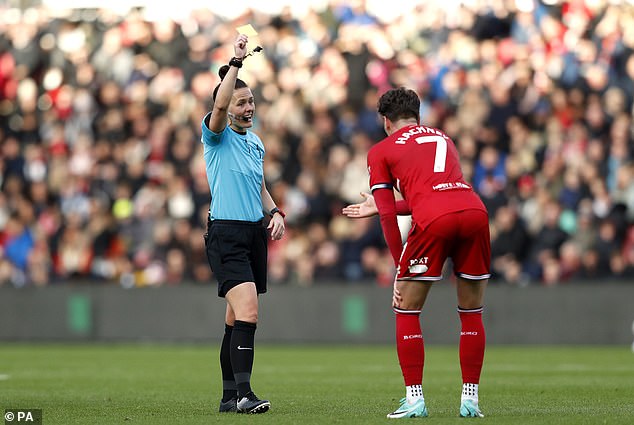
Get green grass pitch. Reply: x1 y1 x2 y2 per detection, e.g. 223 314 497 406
1 344 633 424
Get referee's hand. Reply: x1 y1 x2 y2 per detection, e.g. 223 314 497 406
268 214 285 240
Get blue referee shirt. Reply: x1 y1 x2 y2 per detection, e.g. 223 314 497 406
201 112 265 221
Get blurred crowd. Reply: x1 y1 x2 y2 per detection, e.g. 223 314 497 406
1 0 633 288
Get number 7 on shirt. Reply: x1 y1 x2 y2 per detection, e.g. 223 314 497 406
416 135 447 173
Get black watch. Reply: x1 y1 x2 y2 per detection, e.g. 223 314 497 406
229 57 243 68
269 207 285 218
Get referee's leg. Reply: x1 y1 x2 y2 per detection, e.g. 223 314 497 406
218 303 238 411
225 282 270 413
225 282 259 398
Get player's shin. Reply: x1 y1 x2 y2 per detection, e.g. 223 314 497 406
394 308 425 404
458 306 485 402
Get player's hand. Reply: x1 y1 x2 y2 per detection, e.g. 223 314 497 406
341 192 378 218
234 35 248 59
268 213 285 240
392 284 402 308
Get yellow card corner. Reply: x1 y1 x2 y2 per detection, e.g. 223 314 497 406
236 24 258 36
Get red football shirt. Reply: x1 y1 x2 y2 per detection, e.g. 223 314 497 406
368 124 487 262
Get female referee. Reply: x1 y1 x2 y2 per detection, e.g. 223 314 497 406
201 34 285 414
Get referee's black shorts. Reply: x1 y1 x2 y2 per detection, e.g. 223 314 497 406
204 219 268 297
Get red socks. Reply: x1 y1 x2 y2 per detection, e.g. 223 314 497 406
394 307 485 388
458 307 485 384
394 309 424 386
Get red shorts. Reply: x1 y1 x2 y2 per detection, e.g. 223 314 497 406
397 209 491 282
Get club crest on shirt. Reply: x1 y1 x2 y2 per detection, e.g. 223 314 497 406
408 257 429 274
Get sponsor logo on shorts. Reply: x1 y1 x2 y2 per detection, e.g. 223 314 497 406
408 257 429 274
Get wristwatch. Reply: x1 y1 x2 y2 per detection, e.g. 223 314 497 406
229 57 243 68
269 207 286 218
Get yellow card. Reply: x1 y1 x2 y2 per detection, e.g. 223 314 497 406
236 24 258 36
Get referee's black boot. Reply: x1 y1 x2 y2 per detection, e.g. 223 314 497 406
236 392 271 414
218 397 237 413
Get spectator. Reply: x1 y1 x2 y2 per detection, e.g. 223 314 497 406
524 199 569 282
490 204 529 285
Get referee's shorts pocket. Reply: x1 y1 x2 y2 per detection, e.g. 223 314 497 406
210 226 243 265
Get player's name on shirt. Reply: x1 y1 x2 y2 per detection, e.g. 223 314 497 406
432 182 472 191
395 125 449 144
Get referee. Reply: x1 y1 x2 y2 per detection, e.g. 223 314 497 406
201 34 285 414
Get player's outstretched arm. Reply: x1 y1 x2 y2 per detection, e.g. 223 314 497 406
342 192 378 218
342 192 411 218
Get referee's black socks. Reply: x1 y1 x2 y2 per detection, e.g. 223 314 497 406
231 320 257 398
220 324 237 402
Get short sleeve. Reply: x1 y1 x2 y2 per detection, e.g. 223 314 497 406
368 146 393 192
201 112 223 145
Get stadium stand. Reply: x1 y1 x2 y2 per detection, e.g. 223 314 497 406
0 0 633 287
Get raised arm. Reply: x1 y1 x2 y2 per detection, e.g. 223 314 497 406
208 35 248 133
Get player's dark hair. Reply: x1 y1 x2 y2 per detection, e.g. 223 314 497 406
212 65 248 101
377 87 420 123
